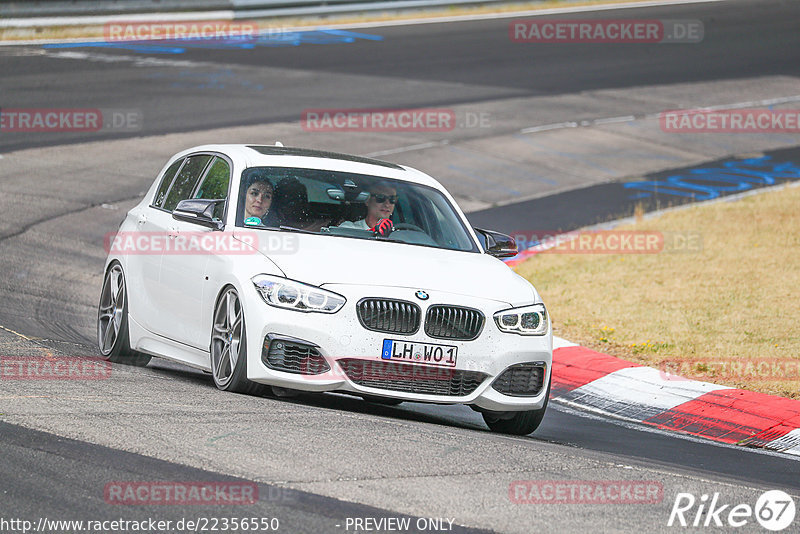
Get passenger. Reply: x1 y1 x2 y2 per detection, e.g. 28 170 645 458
272 177 311 228
241 172 275 226
339 181 397 235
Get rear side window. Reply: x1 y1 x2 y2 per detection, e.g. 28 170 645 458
195 157 230 200
163 154 212 212
194 157 231 219
153 158 184 207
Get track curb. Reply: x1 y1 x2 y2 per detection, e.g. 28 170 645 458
549 337 800 456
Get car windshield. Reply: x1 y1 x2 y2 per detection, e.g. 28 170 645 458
235 166 479 253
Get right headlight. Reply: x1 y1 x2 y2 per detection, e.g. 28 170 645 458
494 303 548 336
252 274 346 314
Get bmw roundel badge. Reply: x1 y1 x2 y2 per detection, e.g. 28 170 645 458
415 290 429 300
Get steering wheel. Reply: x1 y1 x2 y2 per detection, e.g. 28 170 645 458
392 223 426 233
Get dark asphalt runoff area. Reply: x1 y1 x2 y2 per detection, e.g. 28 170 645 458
1 0 799 532
467 145 800 233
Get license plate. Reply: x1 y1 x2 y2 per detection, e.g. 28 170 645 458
381 339 457 367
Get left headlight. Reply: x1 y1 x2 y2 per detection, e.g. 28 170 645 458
252 274 346 313
494 303 548 336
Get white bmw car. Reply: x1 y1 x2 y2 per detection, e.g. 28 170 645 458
98 144 552 435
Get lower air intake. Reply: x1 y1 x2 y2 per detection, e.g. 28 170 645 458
491 363 546 397
337 358 486 396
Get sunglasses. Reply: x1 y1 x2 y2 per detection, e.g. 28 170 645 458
371 194 398 204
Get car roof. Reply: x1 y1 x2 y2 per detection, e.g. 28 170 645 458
177 144 441 188
246 145 404 170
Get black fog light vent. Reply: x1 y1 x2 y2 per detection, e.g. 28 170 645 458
491 362 546 397
262 335 329 375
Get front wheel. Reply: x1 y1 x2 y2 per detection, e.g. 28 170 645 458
210 287 265 396
482 381 550 435
97 263 151 366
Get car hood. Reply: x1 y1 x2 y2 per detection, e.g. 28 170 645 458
246 232 538 306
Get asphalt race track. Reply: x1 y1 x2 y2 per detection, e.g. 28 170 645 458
2 0 800 153
1 0 799 532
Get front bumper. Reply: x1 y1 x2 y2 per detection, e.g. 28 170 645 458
243 283 552 412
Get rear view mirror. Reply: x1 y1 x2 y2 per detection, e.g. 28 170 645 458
326 188 346 201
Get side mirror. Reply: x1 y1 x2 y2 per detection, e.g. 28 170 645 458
173 199 225 231
474 227 518 258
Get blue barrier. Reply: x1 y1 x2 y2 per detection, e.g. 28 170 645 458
624 156 800 200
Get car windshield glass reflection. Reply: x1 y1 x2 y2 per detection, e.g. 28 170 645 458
235 167 478 253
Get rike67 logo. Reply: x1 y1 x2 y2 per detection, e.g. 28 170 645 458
668 490 796 531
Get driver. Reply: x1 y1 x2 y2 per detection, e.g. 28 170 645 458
241 172 275 226
339 181 397 235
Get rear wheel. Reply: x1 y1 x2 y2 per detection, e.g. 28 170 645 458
97 263 151 366
482 381 550 435
210 287 265 395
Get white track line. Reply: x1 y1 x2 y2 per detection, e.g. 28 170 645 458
593 114 637 125
365 140 449 157
520 121 579 134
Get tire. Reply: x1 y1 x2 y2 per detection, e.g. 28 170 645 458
482 381 550 436
210 287 265 396
97 263 151 366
